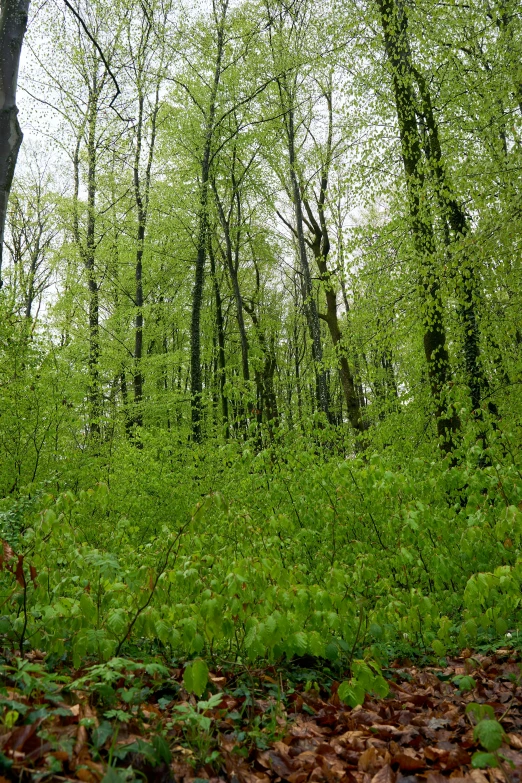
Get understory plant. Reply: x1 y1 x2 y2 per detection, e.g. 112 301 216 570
1 431 521 667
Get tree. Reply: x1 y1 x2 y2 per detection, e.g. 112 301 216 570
376 0 460 452
0 0 30 287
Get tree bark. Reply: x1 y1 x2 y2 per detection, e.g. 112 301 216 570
85 88 101 439
376 0 459 452
413 67 496 417
285 98 330 420
190 0 228 441
72 82 101 440
213 181 250 383
131 83 159 435
209 241 228 432
0 0 30 287
243 301 279 427
132 94 146 433
300 89 366 434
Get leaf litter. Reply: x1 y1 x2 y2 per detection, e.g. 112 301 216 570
0 650 521 783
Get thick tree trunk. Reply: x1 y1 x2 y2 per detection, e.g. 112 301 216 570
414 68 496 417
377 0 459 452
230 264 250 383
0 0 29 288
313 234 365 432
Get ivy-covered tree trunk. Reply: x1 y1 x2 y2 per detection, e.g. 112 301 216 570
376 0 459 452
0 0 29 288
243 301 279 427
413 68 496 417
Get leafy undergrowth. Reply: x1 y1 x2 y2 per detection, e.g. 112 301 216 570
1 650 521 783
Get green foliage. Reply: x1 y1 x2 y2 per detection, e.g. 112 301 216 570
172 693 223 766
0 0 521 708
453 675 476 693
183 659 209 698
0 436 521 667
471 752 499 769
474 720 505 753
338 660 389 707
466 702 509 770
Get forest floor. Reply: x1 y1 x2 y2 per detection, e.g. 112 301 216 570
1 649 522 783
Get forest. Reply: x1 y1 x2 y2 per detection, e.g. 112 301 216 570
0 0 521 780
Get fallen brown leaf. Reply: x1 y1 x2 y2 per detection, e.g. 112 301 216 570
370 764 396 783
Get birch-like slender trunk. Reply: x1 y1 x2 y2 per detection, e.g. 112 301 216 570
190 0 228 441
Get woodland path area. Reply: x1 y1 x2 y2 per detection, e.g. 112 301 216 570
1 650 522 783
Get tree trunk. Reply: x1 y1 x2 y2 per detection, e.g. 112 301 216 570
85 89 101 439
413 67 496 417
213 185 250 383
286 100 330 420
0 0 29 288
190 2 228 441
72 82 101 440
301 109 366 435
131 83 159 435
376 0 459 452
209 242 228 432
243 301 279 427
132 94 146 433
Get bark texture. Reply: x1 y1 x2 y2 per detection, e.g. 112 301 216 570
377 0 459 451
190 0 228 441
0 0 30 287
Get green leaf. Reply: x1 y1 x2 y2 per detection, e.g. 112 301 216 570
466 703 495 721
324 642 338 661
3 710 19 729
152 734 172 764
92 720 113 749
0 751 13 771
184 658 208 697
432 640 445 656
338 679 365 707
104 709 130 723
191 633 205 654
79 594 97 623
107 610 127 637
101 767 135 783
198 692 222 710
472 752 499 769
474 719 505 752
453 675 476 692
372 675 389 698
